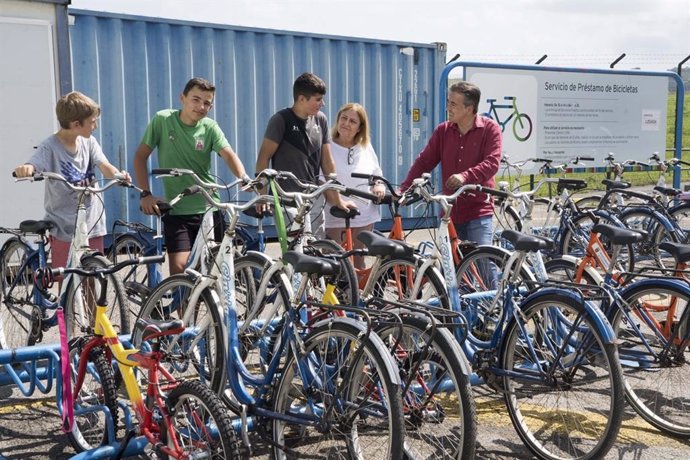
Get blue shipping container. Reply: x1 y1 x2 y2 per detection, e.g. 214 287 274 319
68 9 446 232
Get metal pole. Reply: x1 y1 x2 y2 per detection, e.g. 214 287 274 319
609 53 626 69
675 55 690 155
446 53 460 65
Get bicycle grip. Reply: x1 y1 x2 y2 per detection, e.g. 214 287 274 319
533 158 553 163
152 168 174 175
351 172 372 179
343 187 378 202
480 187 510 199
579 156 595 161
137 255 166 265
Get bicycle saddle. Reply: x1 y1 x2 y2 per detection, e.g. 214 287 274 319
658 242 690 264
602 179 631 190
653 186 681 197
136 318 185 342
283 251 339 276
329 207 360 219
557 178 588 191
592 223 645 245
500 230 553 252
357 230 412 258
19 219 54 234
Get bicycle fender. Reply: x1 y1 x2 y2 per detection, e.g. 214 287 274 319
618 277 690 300
310 316 402 385
558 255 604 284
243 250 274 265
521 287 616 344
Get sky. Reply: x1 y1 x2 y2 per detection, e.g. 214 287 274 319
68 0 690 72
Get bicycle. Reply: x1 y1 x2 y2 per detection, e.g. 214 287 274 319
396 176 625 460
0 172 129 347
542 222 690 437
133 185 407 458
34 255 240 457
482 95 533 141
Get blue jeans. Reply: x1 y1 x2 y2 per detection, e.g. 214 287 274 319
454 215 493 246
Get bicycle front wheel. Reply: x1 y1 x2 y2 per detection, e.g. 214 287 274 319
65 254 129 338
131 274 226 393
376 313 477 459
614 282 690 437
271 319 404 459
500 293 624 460
67 345 120 453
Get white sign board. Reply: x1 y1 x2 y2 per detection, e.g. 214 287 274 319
465 67 668 169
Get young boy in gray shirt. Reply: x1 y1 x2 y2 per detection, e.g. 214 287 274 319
14 91 130 269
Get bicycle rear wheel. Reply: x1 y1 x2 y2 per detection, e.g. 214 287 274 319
500 293 624 460
131 274 226 394
614 282 690 437
0 237 36 348
164 380 241 458
375 313 477 459
271 319 404 459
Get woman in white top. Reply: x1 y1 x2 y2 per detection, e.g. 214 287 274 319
326 103 386 269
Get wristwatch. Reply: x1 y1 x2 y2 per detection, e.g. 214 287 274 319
140 190 152 199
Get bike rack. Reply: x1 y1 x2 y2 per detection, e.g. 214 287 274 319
0 340 147 459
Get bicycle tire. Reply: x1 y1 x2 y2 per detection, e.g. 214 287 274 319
305 238 360 307
619 206 679 270
500 293 624 460
375 313 477 459
164 380 242 458
131 274 226 394
67 345 120 453
560 212 634 272
0 237 36 348
573 194 603 212
614 282 690 437
544 257 600 285
64 253 129 337
271 319 404 459
668 201 690 241
493 204 522 247
368 256 449 309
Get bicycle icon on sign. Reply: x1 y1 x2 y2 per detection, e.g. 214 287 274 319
483 96 533 142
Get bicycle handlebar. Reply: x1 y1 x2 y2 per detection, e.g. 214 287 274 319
350 172 401 198
152 168 248 192
13 171 131 194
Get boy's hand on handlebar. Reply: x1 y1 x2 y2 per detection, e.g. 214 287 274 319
446 173 465 190
140 194 162 216
13 164 35 178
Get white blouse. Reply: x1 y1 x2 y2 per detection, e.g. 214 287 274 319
325 141 383 228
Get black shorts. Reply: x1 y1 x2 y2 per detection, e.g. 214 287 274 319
162 211 225 254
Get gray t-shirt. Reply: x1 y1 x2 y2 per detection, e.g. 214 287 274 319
264 108 330 191
27 134 108 241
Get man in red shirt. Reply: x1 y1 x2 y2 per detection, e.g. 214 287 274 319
400 81 502 245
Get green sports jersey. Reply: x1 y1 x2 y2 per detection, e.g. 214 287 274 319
141 109 230 215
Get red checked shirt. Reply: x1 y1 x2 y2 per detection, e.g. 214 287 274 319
401 116 502 226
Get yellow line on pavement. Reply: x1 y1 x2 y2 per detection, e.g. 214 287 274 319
0 398 56 414
475 395 690 450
